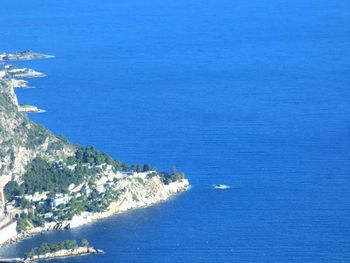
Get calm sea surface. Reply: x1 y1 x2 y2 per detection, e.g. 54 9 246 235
1 0 350 262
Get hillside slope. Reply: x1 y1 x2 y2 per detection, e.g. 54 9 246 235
0 79 73 182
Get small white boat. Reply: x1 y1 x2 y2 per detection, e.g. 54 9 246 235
214 184 231 189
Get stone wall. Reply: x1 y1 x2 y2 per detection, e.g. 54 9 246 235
0 221 17 245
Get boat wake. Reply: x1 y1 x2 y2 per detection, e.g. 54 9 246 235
214 184 231 190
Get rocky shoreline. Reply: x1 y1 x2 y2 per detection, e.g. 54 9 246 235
23 246 104 262
0 178 189 248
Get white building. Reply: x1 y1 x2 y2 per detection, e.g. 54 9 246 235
44 212 53 219
51 194 70 208
96 185 106 194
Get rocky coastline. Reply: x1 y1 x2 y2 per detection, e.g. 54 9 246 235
0 51 190 253
1 178 189 248
23 246 104 262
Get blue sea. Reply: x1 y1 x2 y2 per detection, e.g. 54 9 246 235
1 0 350 262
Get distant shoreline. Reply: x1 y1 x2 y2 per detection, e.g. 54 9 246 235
0 50 54 61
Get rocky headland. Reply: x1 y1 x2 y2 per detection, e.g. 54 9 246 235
0 51 189 249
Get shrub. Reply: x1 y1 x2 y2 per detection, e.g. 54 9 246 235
4 181 23 201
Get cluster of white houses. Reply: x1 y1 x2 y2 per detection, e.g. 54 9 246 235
0 144 154 245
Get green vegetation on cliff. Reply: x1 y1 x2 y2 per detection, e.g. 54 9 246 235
67 146 123 167
67 146 154 173
159 167 185 184
4 181 23 201
22 157 85 194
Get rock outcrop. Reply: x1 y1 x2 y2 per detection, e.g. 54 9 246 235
24 246 103 262
0 51 54 61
